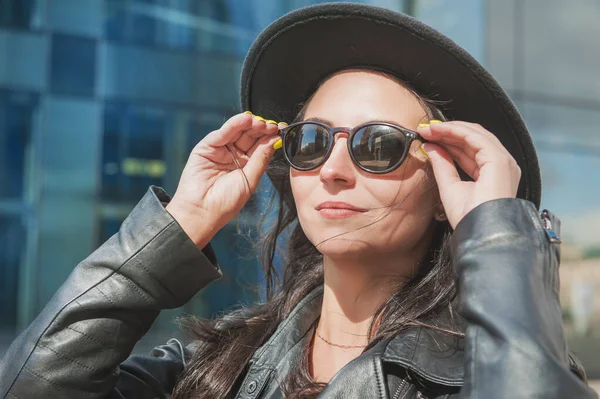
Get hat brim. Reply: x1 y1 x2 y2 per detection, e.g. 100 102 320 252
241 2 541 208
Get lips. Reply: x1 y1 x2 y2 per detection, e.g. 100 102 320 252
315 201 368 219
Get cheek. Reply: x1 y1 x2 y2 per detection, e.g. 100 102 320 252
290 171 318 218
290 171 311 203
367 168 434 210
290 173 323 244
361 171 438 243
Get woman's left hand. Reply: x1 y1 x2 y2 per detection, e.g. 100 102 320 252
418 121 521 230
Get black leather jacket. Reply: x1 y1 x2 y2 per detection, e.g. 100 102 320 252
0 186 596 399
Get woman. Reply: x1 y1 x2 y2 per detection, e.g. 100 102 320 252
0 3 596 399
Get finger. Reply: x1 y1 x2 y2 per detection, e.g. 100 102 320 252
224 144 250 168
234 116 279 153
243 121 285 155
421 143 462 193
243 135 281 190
441 143 480 180
203 113 254 147
246 128 280 157
449 121 504 147
419 122 503 152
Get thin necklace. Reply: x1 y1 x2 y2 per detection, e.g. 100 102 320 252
314 329 368 349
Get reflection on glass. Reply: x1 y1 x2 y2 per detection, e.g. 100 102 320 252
0 0 39 29
103 0 251 55
352 126 405 170
286 124 329 169
101 103 165 202
0 91 36 200
0 214 25 332
50 34 96 97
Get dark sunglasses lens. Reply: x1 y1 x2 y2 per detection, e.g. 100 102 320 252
351 125 407 171
284 123 330 169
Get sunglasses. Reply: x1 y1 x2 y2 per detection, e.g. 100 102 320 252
279 120 425 174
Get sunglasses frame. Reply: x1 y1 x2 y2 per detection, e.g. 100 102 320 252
279 120 425 174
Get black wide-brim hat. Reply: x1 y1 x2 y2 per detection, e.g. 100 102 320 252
240 2 541 209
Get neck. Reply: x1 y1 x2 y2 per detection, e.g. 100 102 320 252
309 231 435 383
317 247 423 346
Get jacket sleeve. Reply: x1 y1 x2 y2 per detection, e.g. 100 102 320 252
0 186 222 399
451 198 597 399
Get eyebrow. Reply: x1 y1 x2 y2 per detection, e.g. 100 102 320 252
303 116 413 130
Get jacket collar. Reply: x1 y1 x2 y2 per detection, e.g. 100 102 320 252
250 286 465 387
381 320 465 386
250 286 323 368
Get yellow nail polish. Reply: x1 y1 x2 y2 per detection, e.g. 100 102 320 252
243 111 253 115
430 119 443 123
279 121 289 126
254 116 265 122
273 139 283 150
418 123 430 128
418 147 429 159
266 119 278 125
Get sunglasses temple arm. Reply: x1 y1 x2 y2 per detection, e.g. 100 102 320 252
416 133 429 144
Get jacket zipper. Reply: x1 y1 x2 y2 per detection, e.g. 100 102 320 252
392 379 408 399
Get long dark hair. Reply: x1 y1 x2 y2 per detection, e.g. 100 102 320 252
171 72 460 399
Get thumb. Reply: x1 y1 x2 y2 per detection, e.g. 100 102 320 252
242 136 280 191
421 143 461 193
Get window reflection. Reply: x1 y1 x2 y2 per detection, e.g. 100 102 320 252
104 0 250 55
287 124 329 168
0 0 38 29
0 214 25 333
50 34 97 97
0 91 37 200
352 126 404 170
102 103 166 202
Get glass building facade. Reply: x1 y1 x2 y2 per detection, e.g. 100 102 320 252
0 0 598 378
0 0 409 352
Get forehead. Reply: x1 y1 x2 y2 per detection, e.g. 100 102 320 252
303 70 427 128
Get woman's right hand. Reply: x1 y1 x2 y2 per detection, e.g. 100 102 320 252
166 112 284 248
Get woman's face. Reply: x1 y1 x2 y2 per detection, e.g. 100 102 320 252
290 70 441 261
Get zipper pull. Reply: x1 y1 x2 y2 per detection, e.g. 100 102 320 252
541 209 562 244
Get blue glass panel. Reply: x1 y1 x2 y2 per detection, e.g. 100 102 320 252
102 103 122 201
0 0 38 29
0 91 37 200
101 103 166 202
104 0 128 41
0 213 25 331
46 0 103 37
50 33 97 97
103 0 250 55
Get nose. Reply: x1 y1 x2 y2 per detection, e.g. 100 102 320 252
319 132 356 187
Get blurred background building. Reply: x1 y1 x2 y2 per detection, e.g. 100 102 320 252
0 0 599 384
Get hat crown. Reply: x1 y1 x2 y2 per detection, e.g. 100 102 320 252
241 2 541 208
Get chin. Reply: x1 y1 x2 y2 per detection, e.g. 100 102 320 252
307 229 377 257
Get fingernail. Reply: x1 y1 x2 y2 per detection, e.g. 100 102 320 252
418 147 429 159
254 116 266 122
266 119 278 125
243 111 253 115
418 123 430 128
430 119 443 123
279 121 289 126
273 139 283 150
